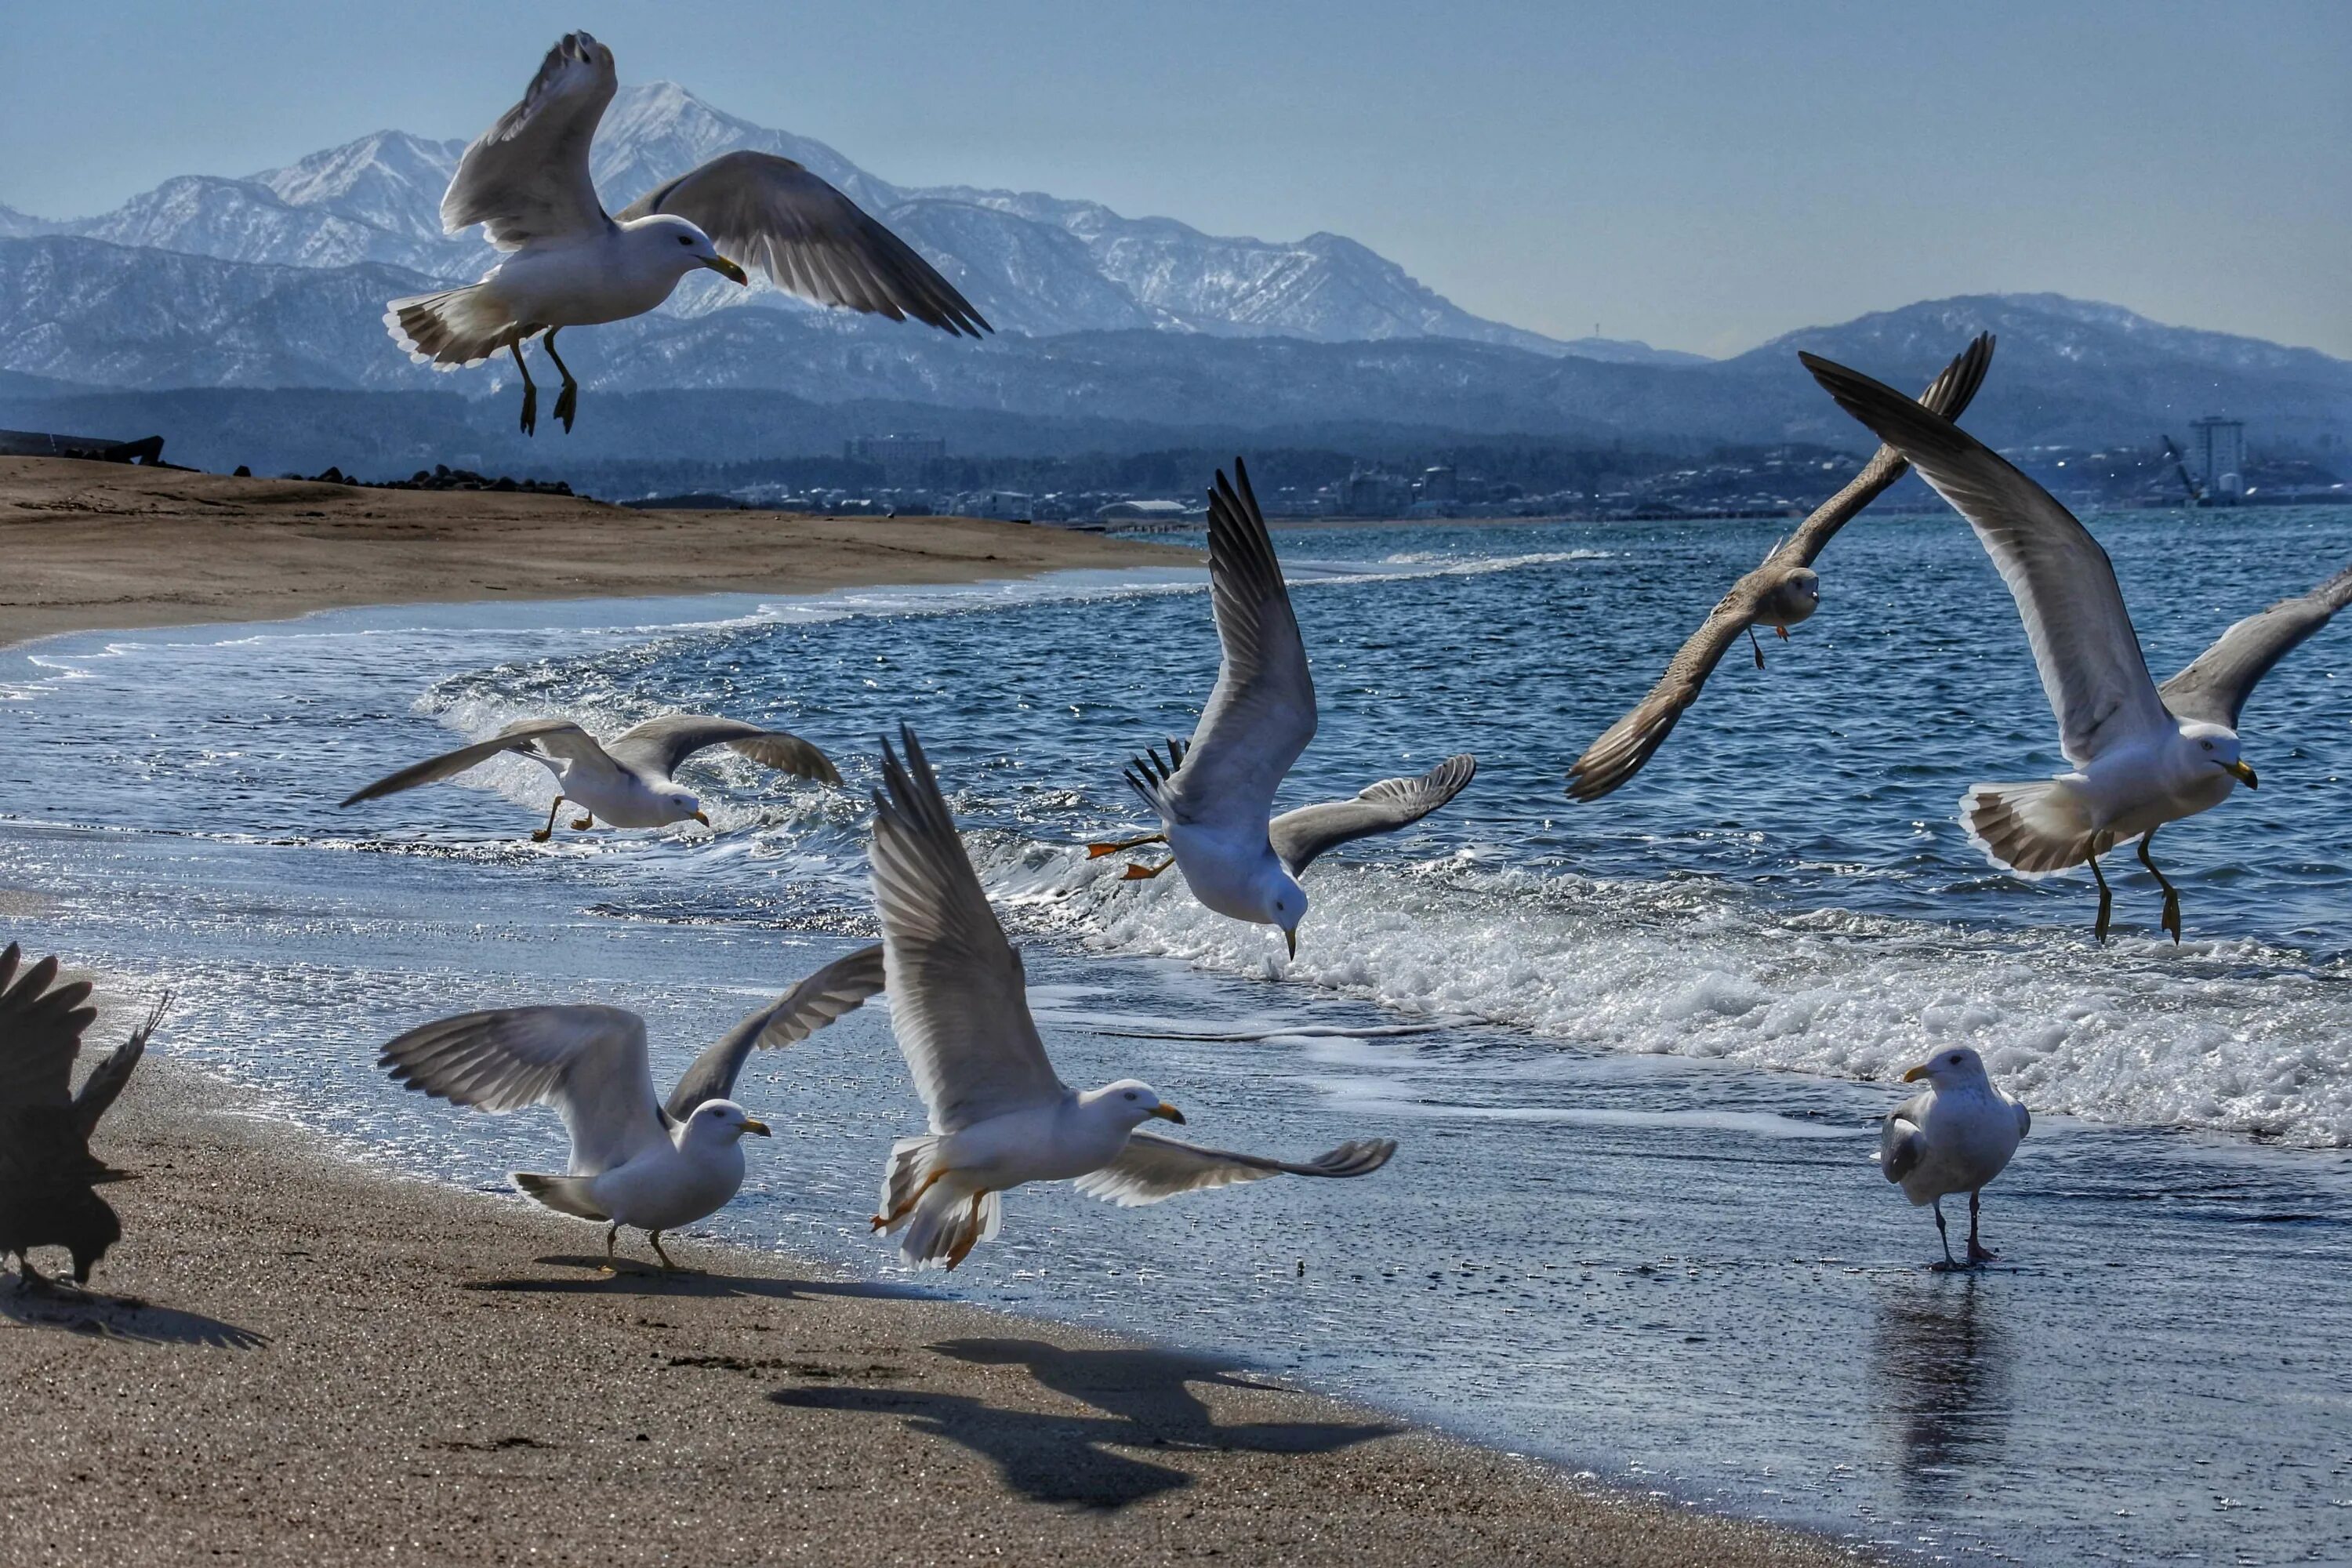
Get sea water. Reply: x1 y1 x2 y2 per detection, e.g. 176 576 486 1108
5 505 2350 1563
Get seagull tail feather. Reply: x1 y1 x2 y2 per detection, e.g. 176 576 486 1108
896 1183 999 1271
512 1172 609 1221
1961 779 2101 877
384 282 525 370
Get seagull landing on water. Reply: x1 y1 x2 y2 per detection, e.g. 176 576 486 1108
1880 1047 2030 1271
378 946 884 1271
1087 459 1475 957
339 713 840 842
1566 334 1994 802
1805 353 2352 943
868 727 1396 1271
385 32 989 435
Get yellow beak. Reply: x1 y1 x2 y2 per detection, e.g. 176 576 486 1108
1901 1063 1929 1083
705 256 750 285
1149 1102 1186 1125
1284 928 1298 960
692 810 711 826
741 1119 771 1137
2223 759 2257 789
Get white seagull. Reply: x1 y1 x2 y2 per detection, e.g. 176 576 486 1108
867 726 1397 1270
1880 1046 2031 1270
340 713 840 841
387 31 989 434
1805 353 2352 941
379 944 884 1270
1092 459 1475 956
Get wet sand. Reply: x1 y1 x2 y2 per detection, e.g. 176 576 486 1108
0 457 1198 650
1 1054 1865 1567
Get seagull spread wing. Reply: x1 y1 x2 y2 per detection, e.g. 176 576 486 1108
339 719 604 808
442 31 616 249
663 944 887 1121
1134 460 1316 831
870 728 1068 1134
1073 1131 1397 1207
603 713 841 788
0 943 93 1109
71 995 165 1142
2160 561 2352 730
615 152 990 337
379 1005 666 1175
1803 353 2172 766
1269 755 1476 876
1567 335 1995 802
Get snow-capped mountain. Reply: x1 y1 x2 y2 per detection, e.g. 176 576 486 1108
13 81 1692 361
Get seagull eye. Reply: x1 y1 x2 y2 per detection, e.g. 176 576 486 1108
677 234 693 245
2201 741 2213 751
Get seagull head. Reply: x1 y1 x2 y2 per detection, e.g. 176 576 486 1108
1258 866 1308 959
1087 1079 1185 1129
631 215 749 285
1903 1046 1991 1089
682 1099 771 1145
657 783 710 828
2183 722 2256 790
1766 567 1821 627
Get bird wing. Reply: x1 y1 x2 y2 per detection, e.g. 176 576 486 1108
1269 755 1476 876
378 1004 666 1174
441 32 615 249
0 943 94 1109
1802 353 2171 766
1567 336 1994 803
1880 1096 1929 1185
1135 460 1316 831
663 944 887 1121
1073 1131 1398 1207
2159 561 2352 729
339 719 601 808
71 993 166 1140
616 151 990 337
2013 1100 2031 1139
870 728 1068 1134
604 713 842 787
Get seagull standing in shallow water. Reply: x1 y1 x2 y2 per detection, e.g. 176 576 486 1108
387 32 989 434
1880 1047 2030 1270
1804 352 2352 942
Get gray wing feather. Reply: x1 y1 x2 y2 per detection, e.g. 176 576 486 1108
72 993 165 1139
2160 561 2352 728
1803 352 2172 765
1880 1096 1928 1185
1568 336 1994 803
442 32 615 249
663 944 887 1120
616 151 989 336
0 943 95 1109
604 713 842 787
871 728 1068 1134
1073 1132 1398 1207
339 719 597 808
1269 755 1476 875
378 1004 666 1174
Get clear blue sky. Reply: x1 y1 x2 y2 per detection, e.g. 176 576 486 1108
4 1 2346 357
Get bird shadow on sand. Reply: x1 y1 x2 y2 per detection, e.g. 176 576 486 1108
0 1279 265 1349
457 1254 925 1303
769 1337 1399 1509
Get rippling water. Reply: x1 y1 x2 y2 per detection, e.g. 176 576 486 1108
6 504 2352 1563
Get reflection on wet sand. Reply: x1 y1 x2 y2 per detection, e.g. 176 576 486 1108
1872 1274 2013 1493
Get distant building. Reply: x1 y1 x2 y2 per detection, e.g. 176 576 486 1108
1096 499 1198 526
2187 416 2246 503
1417 466 1457 506
844 434 946 482
1341 468 1409 517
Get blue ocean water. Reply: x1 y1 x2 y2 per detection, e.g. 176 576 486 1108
6 504 2352 1563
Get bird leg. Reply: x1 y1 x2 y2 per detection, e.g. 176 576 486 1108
1928 1197 1961 1272
1747 625 1766 670
1086 832 1167 858
510 343 539 437
2086 847 2114 944
13 1253 54 1294
1122 859 1177 881
649 1230 694 1273
541 328 579 433
946 1192 988 1270
1776 625 1790 640
2137 829 2181 944
532 794 566 843
871 1167 948 1232
572 815 594 831
1966 1189 1998 1265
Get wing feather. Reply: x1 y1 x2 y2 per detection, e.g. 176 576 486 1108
339 719 597 808
1269 756 1475 875
2161 561 2352 729
1880 1097 1928 1185
604 713 841 787
71 993 165 1139
378 1004 666 1174
0 945 93 1109
442 32 615 249
663 944 887 1120
1073 1131 1397 1207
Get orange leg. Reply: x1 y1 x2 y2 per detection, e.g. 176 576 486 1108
946 1191 989 1270
871 1166 948 1232
1122 859 1176 880
1087 832 1166 858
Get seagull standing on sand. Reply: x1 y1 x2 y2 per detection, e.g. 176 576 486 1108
1880 1047 2030 1270
1090 460 1475 956
378 945 884 1270
340 713 840 841
1805 353 2352 941
0 943 168 1290
387 32 989 434
868 728 1396 1271
1566 334 1994 800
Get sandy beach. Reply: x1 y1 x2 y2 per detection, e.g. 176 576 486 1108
0 457 1198 651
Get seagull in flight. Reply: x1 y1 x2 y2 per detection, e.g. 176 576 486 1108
387 32 989 434
1806 352 2352 941
868 728 1396 1270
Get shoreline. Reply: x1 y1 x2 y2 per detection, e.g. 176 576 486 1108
5 1047 1867 1566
